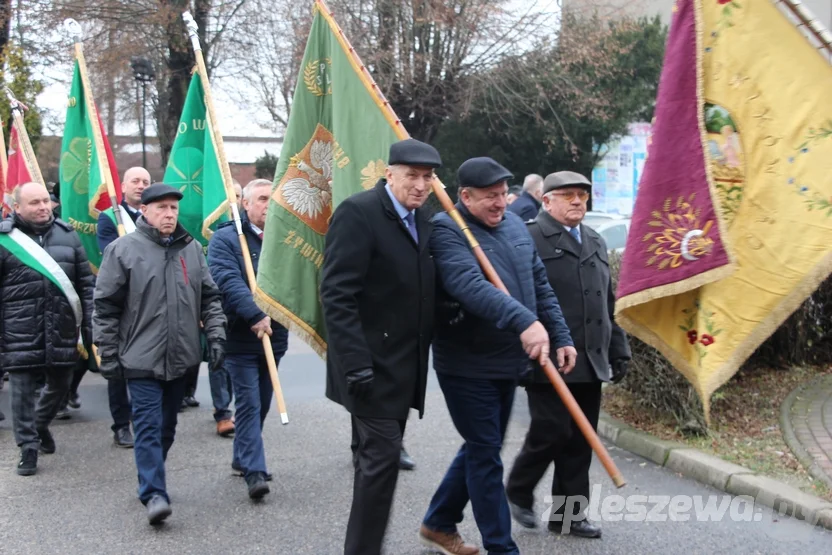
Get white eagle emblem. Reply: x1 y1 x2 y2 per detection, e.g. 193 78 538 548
281 140 334 219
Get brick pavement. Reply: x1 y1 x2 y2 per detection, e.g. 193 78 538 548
785 374 832 486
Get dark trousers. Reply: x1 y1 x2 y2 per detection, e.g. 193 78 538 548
345 415 404 555
227 354 272 476
10 369 73 450
423 374 519 555
209 363 234 422
127 376 187 504
506 381 602 518
108 378 132 432
351 417 406 465
183 365 199 397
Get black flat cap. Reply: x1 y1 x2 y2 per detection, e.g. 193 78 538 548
457 157 513 189
542 171 591 195
388 138 442 168
141 183 183 205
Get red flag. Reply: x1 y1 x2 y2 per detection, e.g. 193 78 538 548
91 111 121 211
3 126 33 217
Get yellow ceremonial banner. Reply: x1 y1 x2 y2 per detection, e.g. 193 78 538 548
615 0 832 418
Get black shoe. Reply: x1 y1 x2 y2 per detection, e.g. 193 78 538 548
114 427 134 449
54 407 71 420
549 519 602 538
246 472 270 499
232 461 273 481
0 409 5 421
147 494 172 525
17 448 38 476
399 447 415 471
509 501 537 529
184 395 200 408
67 393 81 410
37 428 56 454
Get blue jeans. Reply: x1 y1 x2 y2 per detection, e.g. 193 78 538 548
209 364 234 422
227 353 272 476
423 374 519 555
127 376 187 504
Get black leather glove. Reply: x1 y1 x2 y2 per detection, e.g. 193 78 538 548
611 358 629 384
345 367 374 399
99 356 121 380
208 341 226 372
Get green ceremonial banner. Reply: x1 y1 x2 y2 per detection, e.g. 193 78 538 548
162 72 228 246
59 60 119 271
254 0 404 357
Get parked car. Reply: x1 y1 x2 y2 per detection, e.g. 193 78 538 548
583 212 631 253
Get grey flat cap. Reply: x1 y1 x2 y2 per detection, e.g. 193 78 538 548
542 171 592 195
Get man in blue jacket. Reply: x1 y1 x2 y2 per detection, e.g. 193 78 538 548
506 173 543 222
208 178 288 500
419 158 576 555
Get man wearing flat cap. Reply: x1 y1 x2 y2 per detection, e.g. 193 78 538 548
506 171 631 539
321 138 440 555
93 184 227 525
419 157 576 555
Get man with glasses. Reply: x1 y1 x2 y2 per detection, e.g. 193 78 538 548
505 171 631 539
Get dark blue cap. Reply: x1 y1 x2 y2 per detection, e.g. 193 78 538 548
141 183 183 205
457 157 513 189
388 138 442 168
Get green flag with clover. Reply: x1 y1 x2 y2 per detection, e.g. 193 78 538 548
59 60 121 271
162 72 228 246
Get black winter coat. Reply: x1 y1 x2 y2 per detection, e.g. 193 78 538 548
321 180 435 420
526 211 631 383
0 215 94 372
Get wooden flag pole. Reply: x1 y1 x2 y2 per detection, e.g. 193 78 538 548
183 12 289 425
5 89 45 186
315 0 625 487
0 117 8 182
64 19 124 238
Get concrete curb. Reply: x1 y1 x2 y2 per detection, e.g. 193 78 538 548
780 377 832 491
599 411 832 531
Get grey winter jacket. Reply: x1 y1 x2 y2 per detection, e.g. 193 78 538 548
92 217 226 381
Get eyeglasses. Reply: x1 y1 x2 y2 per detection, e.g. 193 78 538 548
549 190 590 201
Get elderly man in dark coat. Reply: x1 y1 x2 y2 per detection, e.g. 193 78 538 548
94 184 226 525
506 171 631 539
419 158 576 555
0 182 94 477
321 138 440 555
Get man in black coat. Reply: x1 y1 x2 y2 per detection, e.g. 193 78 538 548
506 171 631 539
0 182 94 476
321 138 440 555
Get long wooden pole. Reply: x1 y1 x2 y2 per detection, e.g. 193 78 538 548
0 117 8 183
6 90 44 186
65 19 124 238
315 0 624 487
778 0 832 57
183 12 289 425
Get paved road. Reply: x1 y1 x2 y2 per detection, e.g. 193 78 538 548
1 336 830 554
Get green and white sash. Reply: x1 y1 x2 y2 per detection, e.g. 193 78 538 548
0 228 84 351
103 205 137 235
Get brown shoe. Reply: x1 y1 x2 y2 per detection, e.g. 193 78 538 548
418 525 480 555
217 419 235 437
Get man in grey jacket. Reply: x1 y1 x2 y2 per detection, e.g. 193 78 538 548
93 184 226 525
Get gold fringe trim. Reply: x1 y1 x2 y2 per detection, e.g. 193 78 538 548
202 199 230 242
87 182 108 220
614 263 734 315
253 286 328 360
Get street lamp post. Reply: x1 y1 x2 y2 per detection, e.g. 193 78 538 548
130 57 155 168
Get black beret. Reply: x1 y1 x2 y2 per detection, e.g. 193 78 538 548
388 138 442 168
542 171 591 195
141 183 183 205
457 157 513 189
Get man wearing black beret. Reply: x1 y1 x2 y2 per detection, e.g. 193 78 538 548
93 183 227 525
321 138 440 555
419 157 576 555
